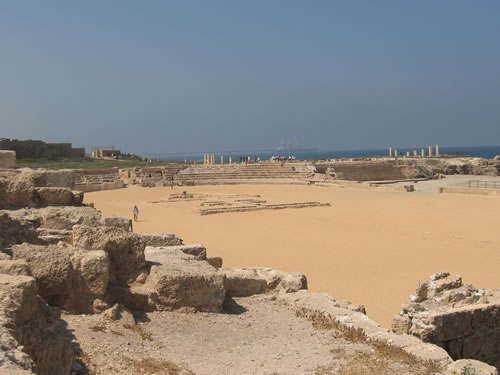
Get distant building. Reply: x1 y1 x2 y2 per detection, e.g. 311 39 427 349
0 138 85 158
93 146 121 159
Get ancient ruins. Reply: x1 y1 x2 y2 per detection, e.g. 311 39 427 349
1 160 499 374
393 272 500 369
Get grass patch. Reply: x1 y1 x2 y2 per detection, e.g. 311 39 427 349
16 156 186 169
123 323 153 341
89 325 107 333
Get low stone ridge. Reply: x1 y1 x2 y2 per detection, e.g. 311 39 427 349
392 271 500 369
279 290 455 367
0 274 73 375
222 267 307 297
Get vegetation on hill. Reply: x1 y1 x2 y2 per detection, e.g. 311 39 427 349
16 156 186 169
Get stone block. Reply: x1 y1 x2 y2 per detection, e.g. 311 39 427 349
0 150 16 168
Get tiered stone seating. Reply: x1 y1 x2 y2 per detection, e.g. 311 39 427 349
174 162 315 185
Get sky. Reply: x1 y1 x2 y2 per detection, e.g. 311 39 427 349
1 1 499 155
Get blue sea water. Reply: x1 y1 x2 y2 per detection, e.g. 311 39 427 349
153 145 500 162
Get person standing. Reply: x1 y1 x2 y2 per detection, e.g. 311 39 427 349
133 205 139 222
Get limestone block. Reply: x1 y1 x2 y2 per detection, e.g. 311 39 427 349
39 206 101 230
100 215 131 231
207 256 223 269
34 187 83 206
144 249 225 312
222 267 307 297
0 274 73 375
0 150 16 168
0 260 32 276
72 225 146 283
223 268 267 297
137 232 183 247
11 243 110 312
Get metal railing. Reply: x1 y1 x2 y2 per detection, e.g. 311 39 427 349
468 180 500 189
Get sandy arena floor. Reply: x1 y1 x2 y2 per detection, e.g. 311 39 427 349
85 179 500 328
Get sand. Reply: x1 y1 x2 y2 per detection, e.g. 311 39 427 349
85 181 500 328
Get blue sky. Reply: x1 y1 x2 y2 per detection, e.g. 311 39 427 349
1 1 499 154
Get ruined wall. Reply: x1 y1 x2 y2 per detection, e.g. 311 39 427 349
316 160 422 181
0 138 85 158
392 272 500 369
0 150 16 168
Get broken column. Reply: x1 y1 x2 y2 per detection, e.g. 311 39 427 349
436 144 440 157
421 149 425 158
428 145 433 157
220 155 224 164
389 147 393 157
229 156 232 164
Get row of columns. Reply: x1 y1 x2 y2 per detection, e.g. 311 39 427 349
389 144 440 158
203 153 232 165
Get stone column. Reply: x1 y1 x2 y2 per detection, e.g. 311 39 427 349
229 156 232 164
212 154 216 164
435 144 439 157
406 151 410 157
220 155 224 164
421 149 425 158
428 145 433 157
389 147 393 157
413 150 417 157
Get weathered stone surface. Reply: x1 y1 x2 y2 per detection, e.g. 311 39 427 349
447 359 498 375
207 256 223 269
222 267 307 297
0 260 31 276
101 304 136 325
100 215 131 232
141 247 225 312
0 170 81 209
137 232 183 247
279 290 454 366
34 187 83 206
0 150 16 169
0 274 73 375
72 225 146 283
0 212 39 250
11 243 109 313
38 206 101 230
393 272 500 369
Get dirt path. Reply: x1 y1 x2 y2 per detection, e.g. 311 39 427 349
64 295 442 375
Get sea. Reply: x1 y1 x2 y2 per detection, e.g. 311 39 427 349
152 145 500 162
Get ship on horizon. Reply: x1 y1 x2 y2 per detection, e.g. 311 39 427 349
276 140 318 153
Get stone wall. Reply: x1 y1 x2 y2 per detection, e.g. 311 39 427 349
315 160 422 181
0 150 16 168
0 138 85 158
392 272 500 369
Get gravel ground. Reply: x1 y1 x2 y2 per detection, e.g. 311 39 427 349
63 295 444 375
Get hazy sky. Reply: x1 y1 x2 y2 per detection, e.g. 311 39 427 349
1 1 499 155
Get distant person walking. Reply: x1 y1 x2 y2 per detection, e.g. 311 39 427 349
133 205 139 222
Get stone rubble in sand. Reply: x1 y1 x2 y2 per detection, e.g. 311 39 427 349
393 271 500 370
